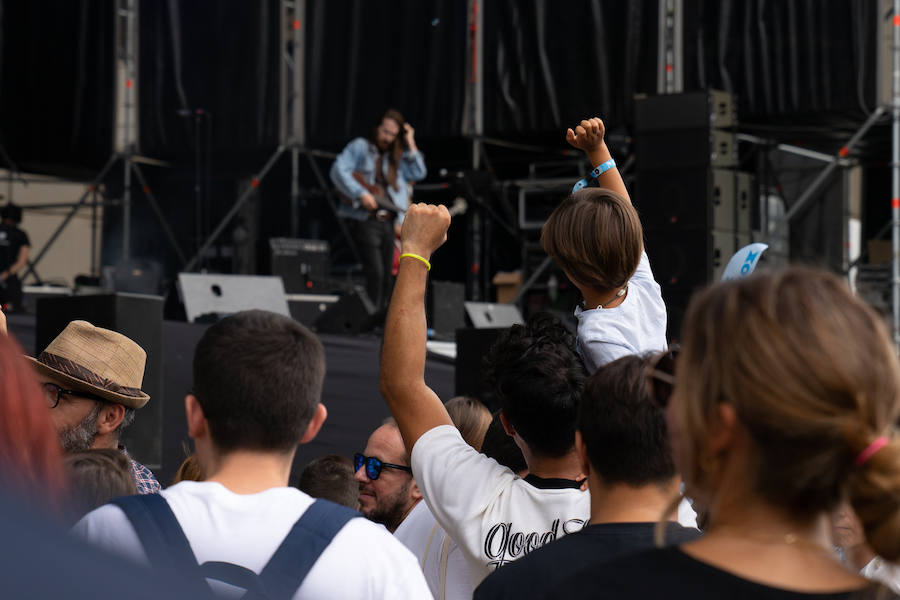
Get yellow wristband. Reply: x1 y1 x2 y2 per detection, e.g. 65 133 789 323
399 253 431 271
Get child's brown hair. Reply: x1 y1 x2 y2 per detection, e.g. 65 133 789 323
540 188 643 291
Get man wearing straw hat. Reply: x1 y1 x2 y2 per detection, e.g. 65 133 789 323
27 320 160 494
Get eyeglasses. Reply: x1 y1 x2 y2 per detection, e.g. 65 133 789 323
41 382 105 409
647 348 679 409
353 453 412 481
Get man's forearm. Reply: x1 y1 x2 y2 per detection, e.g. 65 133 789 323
380 256 451 451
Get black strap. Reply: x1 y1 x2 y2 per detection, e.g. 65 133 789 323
109 495 210 596
111 495 359 599
201 562 269 598
258 499 360 598
109 494 198 568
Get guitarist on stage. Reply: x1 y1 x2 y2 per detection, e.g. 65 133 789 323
330 109 426 311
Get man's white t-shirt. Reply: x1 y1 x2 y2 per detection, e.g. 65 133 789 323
72 481 432 599
574 251 668 373
411 425 591 586
395 499 474 600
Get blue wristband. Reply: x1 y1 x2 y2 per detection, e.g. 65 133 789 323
571 158 617 193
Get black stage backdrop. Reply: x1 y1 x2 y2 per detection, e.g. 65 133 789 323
0 1 883 170
0 0 115 173
482 0 655 136
304 0 468 148
137 0 282 165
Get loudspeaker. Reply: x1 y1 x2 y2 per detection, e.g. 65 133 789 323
635 90 735 132
313 288 376 334
36 293 163 470
270 238 331 294
454 327 506 407
429 280 465 340
287 294 339 326
636 168 737 231
645 229 735 287
635 129 735 170
177 273 290 322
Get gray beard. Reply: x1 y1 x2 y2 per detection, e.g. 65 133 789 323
59 403 102 452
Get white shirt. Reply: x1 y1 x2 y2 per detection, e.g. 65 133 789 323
395 500 475 600
574 251 668 372
861 556 900 594
411 425 591 586
72 481 432 599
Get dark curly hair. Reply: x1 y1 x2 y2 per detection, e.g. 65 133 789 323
482 313 586 458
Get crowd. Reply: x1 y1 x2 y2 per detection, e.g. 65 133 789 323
1 117 900 599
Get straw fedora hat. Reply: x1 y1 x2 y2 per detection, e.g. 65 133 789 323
26 320 150 409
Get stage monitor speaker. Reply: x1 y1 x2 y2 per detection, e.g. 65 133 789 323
313 288 376 334
36 293 163 470
429 280 465 340
177 273 290 322
455 327 507 408
463 302 523 329
270 238 330 294
287 293 339 326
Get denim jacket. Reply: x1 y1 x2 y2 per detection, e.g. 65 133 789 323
329 137 427 223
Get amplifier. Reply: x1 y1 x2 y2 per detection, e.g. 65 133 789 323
270 237 330 294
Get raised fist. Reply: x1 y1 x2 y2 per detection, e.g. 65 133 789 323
400 203 451 259
566 117 606 153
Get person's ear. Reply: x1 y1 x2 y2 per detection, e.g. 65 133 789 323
96 402 125 435
574 430 591 477
185 394 208 440
709 403 737 455
499 410 516 438
300 404 328 444
410 478 423 502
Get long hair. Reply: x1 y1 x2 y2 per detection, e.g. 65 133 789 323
0 332 66 507
675 267 900 560
368 108 407 191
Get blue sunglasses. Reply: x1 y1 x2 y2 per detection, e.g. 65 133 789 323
354 453 412 480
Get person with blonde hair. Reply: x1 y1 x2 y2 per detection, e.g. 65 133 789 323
555 267 900 598
444 396 491 452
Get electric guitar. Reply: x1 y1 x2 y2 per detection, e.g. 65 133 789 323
336 172 403 222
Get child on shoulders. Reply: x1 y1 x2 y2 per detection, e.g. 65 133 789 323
541 117 667 372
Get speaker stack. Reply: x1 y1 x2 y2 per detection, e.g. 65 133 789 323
634 90 753 341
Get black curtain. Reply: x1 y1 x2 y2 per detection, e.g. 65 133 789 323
0 0 115 173
482 0 657 137
137 0 281 165
683 0 879 121
304 0 468 148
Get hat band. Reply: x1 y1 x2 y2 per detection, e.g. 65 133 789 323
38 352 145 399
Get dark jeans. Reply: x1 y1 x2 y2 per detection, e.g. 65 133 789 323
354 218 395 310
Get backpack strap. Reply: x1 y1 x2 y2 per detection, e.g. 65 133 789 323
108 494 211 597
109 494 198 569
258 499 360 598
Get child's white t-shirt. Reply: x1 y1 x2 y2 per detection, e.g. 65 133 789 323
574 251 668 372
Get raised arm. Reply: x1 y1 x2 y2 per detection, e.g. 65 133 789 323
380 203 453 453
567 117 629 202
399 123 427 182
